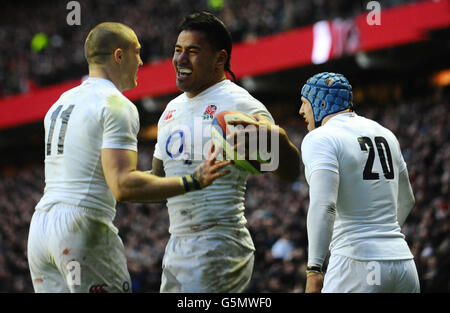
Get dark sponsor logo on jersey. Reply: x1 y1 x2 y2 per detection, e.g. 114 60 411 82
122 281 130 292
89 283 108 293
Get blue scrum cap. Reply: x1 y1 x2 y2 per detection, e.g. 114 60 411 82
301 72 353 127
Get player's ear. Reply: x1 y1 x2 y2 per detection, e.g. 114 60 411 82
216 49 227 69
113 48 123 64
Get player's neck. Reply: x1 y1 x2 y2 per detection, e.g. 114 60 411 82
186 75 227 98
321 109 352 126
88 65 123 91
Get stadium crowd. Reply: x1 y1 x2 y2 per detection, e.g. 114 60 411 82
1 0 420 97
0 87 448 292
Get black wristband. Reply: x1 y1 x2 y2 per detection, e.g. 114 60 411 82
182 175 190 192
182 174 201 192
191 174 201 190
306 265 323 273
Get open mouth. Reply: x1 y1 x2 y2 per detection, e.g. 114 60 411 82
177 68 192 80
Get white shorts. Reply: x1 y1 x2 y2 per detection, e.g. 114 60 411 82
27 204 131 293
160 227 255 293
323 254 420 293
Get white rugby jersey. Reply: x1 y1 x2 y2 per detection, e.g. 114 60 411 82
36 78 139 223
301 112 413 260
154 79 274 235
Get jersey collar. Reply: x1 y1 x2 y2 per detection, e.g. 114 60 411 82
82 77 119 91
326 112 358 124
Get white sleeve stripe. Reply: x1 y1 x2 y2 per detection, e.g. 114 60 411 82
101 144 137 151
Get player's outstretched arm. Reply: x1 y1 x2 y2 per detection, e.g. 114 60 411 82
101 148 231 202
151 157 165 177
228 114 300 181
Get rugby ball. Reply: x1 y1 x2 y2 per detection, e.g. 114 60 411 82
211 111 268 174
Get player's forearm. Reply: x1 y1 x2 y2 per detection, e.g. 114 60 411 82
273 128 300 181
397 168 415 226
307 169 338 267
307 205 335 267
115 170 184 202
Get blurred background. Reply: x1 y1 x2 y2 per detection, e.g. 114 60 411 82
0 0 449 292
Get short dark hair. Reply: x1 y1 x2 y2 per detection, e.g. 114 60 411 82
85 22 135 65
178 11 236 82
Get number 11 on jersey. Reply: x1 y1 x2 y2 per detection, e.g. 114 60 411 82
46 104 75 156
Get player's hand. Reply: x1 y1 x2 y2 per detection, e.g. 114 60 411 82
227 114 283 135
305 272 324 293
226 114 282 159
193 144 232 188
